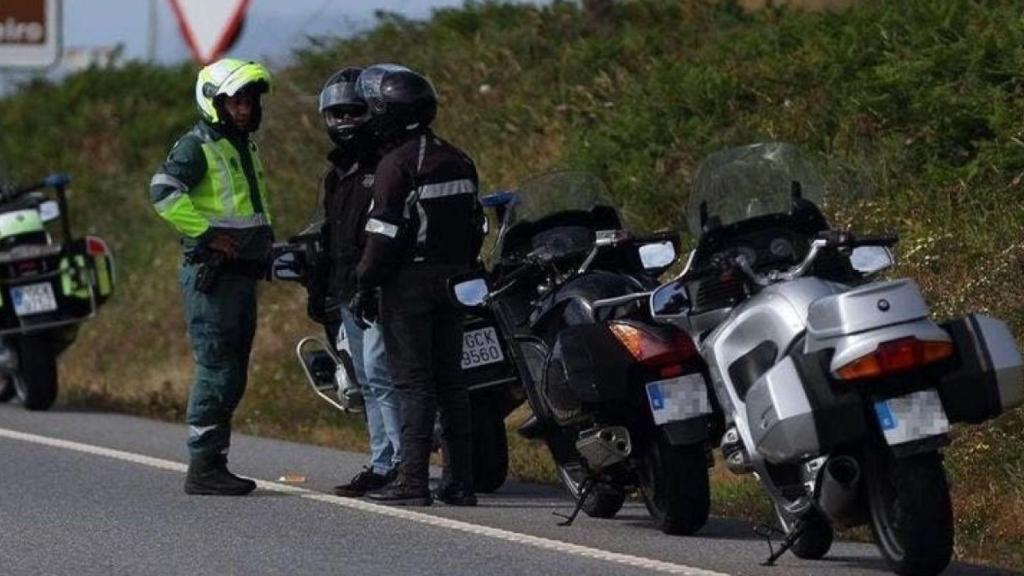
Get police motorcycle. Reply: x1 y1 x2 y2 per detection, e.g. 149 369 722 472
648 143 1024 574
449 170 719 535
0 174 116 411
272 218 522 494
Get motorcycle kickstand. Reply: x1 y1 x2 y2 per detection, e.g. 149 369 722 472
754 520 806 566
553 476 594 527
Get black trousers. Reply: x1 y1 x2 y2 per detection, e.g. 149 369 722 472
380 264 472 490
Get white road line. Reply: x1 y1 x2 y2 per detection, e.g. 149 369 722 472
0 426 731 576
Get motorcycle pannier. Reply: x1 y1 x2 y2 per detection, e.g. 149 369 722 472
935 314 1024 424
746 351 866 464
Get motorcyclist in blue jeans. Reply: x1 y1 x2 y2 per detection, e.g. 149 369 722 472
316 68 401 496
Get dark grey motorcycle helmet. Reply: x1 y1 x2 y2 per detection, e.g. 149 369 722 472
357 64 438 144
319 67 369 147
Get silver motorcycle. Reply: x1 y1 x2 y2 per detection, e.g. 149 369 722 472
649 143 1024 575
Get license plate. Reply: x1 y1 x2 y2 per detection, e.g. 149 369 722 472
462 326 505 369
874 389 950 446
646 373 710 425
12 282 57 316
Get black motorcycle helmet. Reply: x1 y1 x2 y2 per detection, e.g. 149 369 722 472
319 67 369 147
357 64 438 144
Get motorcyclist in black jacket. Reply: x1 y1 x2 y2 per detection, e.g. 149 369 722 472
315 67 402 496
352 64 485 506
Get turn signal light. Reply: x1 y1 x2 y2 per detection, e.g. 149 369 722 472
608 322 699 369
835 337 954 381
85 236 110 257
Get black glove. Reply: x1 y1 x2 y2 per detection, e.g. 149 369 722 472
348 289 378 330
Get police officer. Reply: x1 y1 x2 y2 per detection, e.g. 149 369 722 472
149 58 273 496
353 64 485 506
316 67 402 496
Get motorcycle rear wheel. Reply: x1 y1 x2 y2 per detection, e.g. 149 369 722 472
638 435 710 535
557 462 625 518
866 450 953 576
775 505 834 560
14 334 58 411
0 375 15 402
470 393 509 493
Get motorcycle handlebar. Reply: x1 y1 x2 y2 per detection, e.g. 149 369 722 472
677 229 900 287
631 230 679 245
850 233 899 248
816 230 899 249
499 260 538 284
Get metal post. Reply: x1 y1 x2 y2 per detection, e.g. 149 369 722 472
147 0 158 62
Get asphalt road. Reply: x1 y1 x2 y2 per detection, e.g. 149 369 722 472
0 404 1017 576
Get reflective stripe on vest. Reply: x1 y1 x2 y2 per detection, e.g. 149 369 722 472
190 134 271 228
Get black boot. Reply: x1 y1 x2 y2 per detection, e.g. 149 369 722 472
433 481 477 507
184 455 257 496
333 467 394 498
365 477 432 506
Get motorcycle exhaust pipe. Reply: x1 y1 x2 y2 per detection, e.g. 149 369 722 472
816 455 863 528
575 426 632 470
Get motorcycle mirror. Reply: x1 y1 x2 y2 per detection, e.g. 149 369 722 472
43 173 71 189
639 241 677 271
650 280 690 319
480 191 517 208
38 200 60 223
272 249 304 281
850 246 894 276
449 276 490 308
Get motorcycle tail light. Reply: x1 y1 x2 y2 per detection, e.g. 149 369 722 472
85 236 110 257
835 337 954 381
608 322 699 369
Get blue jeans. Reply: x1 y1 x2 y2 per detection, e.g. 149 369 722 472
339 305 401 475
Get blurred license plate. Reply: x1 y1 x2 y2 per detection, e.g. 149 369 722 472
874 389 950 445
462 326 504 369
12 282 57 316
646 373 711 425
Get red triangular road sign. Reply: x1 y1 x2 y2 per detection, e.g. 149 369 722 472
168 0 251 65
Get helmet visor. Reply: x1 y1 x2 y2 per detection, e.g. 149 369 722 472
218 63 271 98
319 81 363 112
357 63 411 104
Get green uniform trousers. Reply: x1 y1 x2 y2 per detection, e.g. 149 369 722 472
179 263 258 460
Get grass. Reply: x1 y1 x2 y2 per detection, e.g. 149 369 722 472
2 0 1024 569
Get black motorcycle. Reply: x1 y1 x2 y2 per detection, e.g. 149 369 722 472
0 174 116 411
449 171 719 534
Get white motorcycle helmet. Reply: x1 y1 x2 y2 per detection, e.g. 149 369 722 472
194 58 271 130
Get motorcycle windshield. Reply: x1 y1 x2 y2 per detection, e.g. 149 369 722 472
687 142 826 237
504 170 616 228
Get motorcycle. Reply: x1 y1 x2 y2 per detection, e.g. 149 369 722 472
648 143 1024 574
449 170 719 534
272 215 522 494
0 174 116 411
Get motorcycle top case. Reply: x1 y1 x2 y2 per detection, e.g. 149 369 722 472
934 314 1024 424
806 279 930 340
805 279 955 376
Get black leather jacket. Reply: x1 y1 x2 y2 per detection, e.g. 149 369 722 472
322 147 379 302
356 129 484 291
